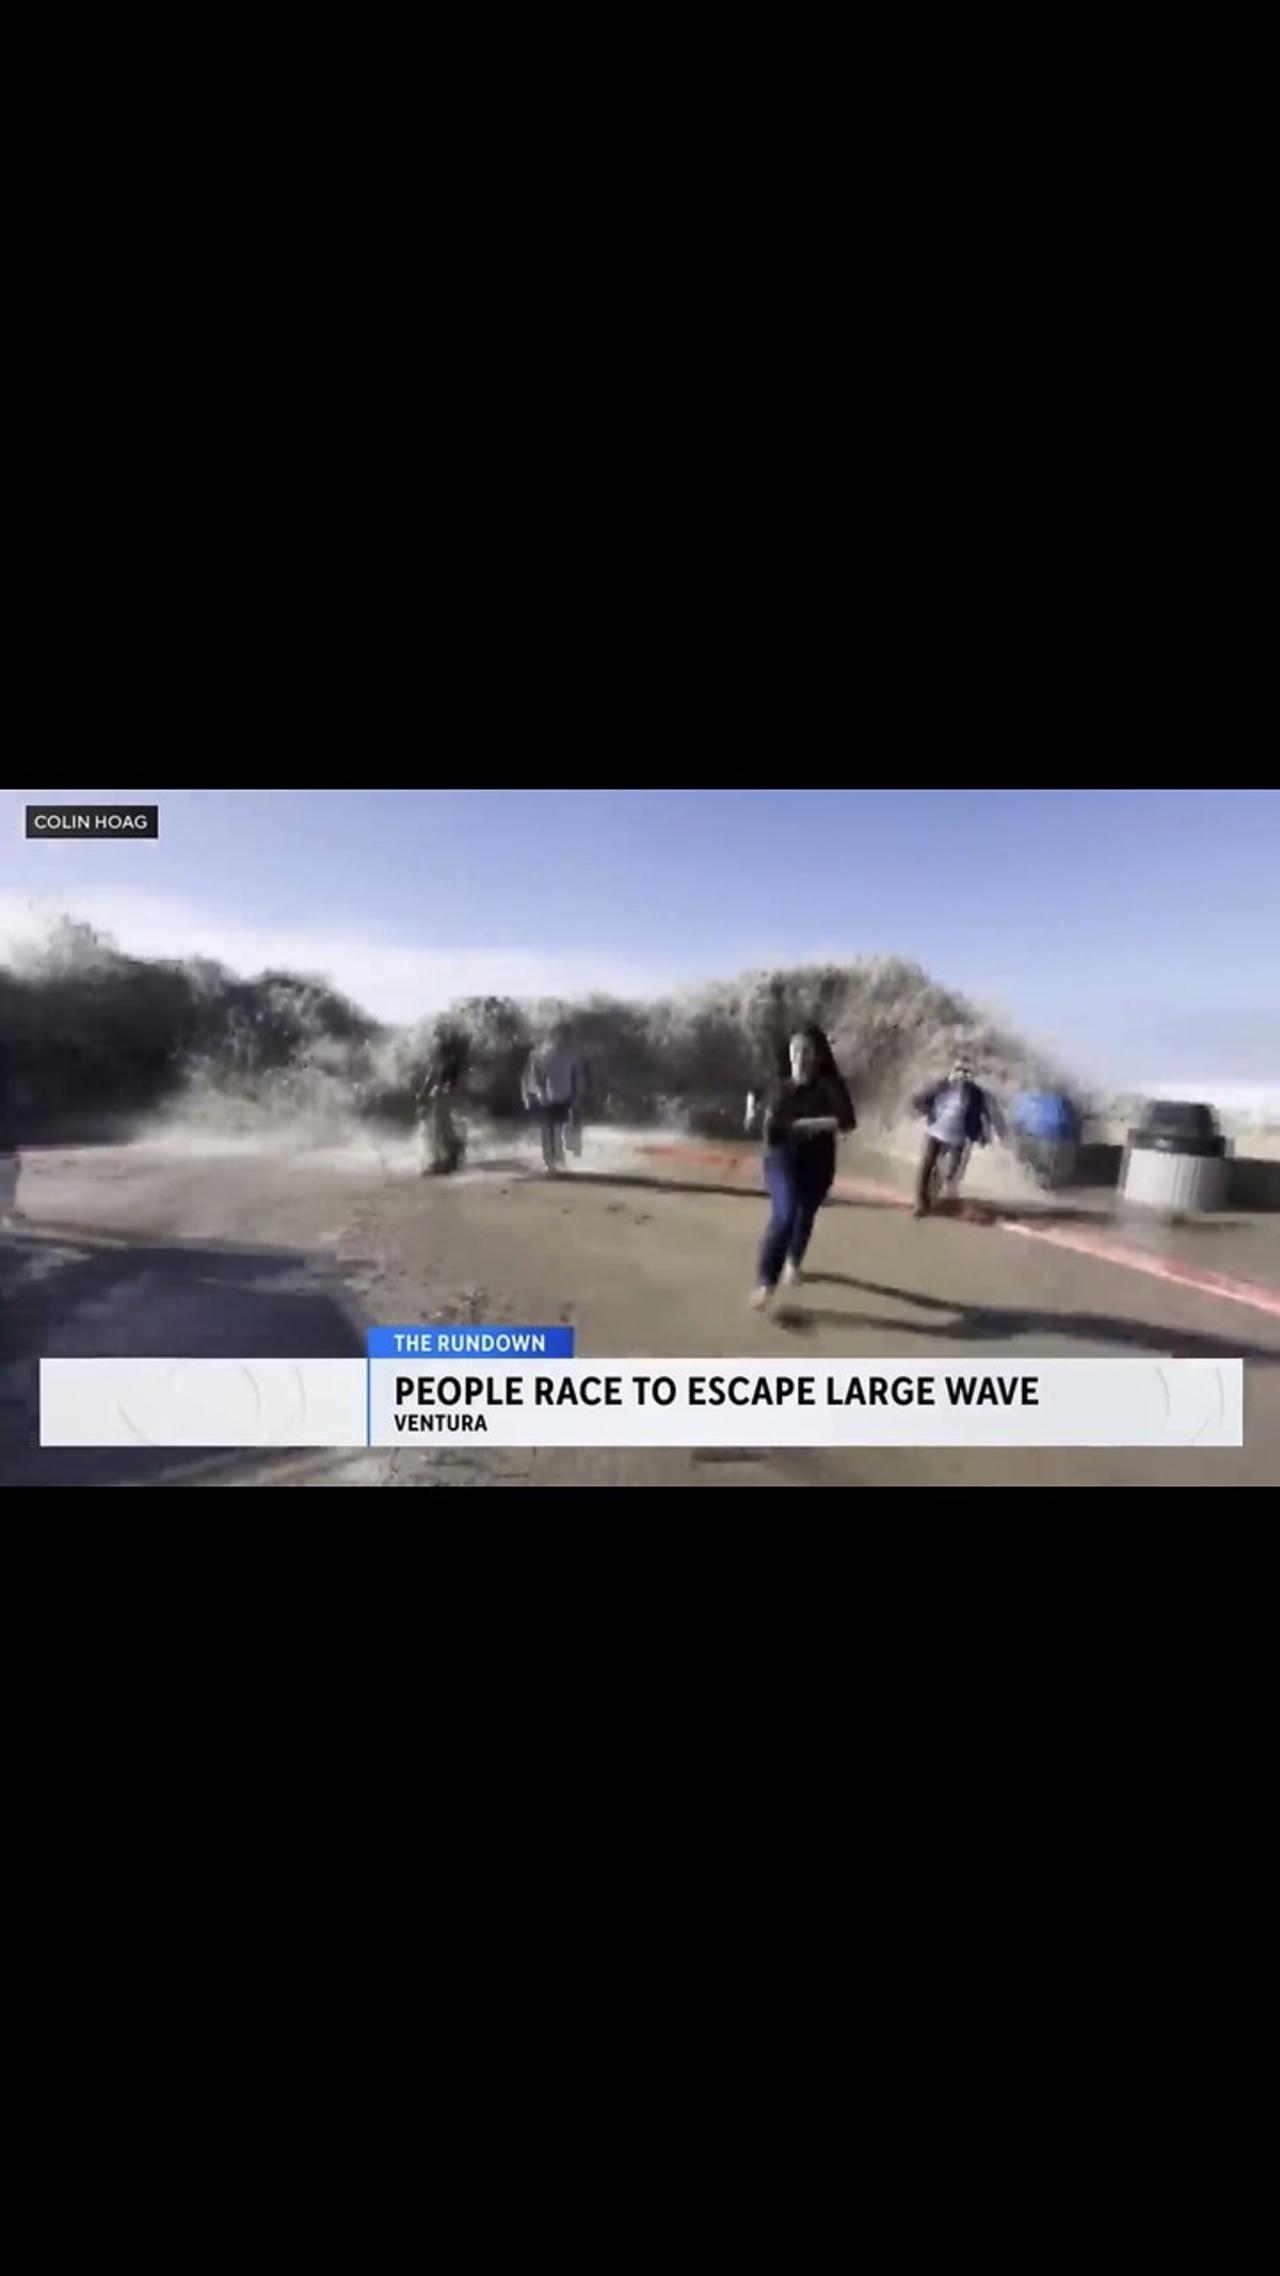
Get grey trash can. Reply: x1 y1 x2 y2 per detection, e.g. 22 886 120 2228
1121 1101 1227 1212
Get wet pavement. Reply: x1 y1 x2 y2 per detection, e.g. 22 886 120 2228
4 1140 1278 1489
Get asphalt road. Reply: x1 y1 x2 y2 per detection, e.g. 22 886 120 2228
3 1142 1277 1487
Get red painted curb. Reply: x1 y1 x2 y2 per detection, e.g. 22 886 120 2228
639 1144 754 1176
638 1142 1280 1323
998 1217 1280 1321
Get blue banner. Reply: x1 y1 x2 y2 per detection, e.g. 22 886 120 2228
367 1325 575 1358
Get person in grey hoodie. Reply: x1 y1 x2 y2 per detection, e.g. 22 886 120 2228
522 1028 584 1172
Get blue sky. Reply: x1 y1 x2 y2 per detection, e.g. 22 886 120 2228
2 788 1276 1086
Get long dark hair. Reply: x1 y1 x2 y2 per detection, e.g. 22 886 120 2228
774 1022 840 1082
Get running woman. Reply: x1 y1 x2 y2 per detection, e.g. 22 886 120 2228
746 1025 856 1309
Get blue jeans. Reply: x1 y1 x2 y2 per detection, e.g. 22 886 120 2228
758 1149 833 1288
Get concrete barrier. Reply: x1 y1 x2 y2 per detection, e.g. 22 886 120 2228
1076 1141 1124 1188
1056 1138 1280 1212
1228 1155 1280 1211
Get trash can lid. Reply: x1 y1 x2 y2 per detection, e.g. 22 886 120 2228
1130 1099 1225 1155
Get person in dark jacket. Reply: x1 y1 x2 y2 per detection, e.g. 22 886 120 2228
0 1041 19 1221
911 1056 1003 1215
746 1024 856 1308
417 1026 470 1175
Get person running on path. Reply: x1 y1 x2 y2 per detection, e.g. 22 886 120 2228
417 1025 469 1175
0 1041 21 1223
746 1024 856 1309
911 1055 1002 1215
521 1028 583 1172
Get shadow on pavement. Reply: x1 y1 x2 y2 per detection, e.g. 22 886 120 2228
1 1228 366 1490
778 1272 1280 1364
553 1170 897 1208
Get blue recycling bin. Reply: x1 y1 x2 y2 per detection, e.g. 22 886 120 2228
1011 1092 1081 1188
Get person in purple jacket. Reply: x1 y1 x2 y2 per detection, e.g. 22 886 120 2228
745 1025 856 1309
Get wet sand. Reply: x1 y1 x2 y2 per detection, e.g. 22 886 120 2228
3 1139 1278 1488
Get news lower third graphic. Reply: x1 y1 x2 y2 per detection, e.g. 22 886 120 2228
366 1326 576 1357
25 805 159 838
36 1326 1244 1449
